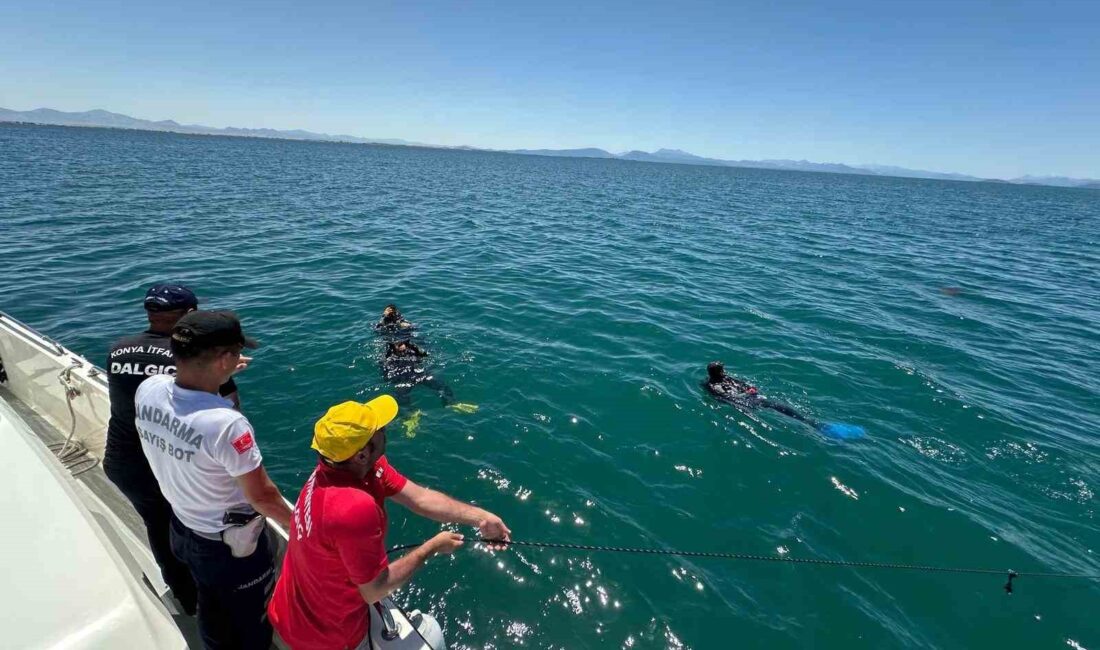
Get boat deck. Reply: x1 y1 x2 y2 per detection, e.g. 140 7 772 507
1 384 145 539
0 383 205 648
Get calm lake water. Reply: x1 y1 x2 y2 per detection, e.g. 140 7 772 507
2 123 1098 649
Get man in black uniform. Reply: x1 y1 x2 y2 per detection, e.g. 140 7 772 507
103 284 244 615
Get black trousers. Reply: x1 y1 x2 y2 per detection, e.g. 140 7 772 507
104 456 198 614
170 515 276 650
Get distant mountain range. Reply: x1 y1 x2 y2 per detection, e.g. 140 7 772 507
505 147 1100 187
0 107 427 147
3 107 1097 189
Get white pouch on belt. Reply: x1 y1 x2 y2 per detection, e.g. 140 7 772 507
222 512 265 558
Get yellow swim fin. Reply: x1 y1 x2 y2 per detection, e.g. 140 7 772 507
402 410 422 438
447 403 479 414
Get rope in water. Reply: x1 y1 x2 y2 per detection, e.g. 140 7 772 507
386 538 1100 593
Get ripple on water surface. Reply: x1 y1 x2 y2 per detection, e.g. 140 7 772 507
2 124 1098 649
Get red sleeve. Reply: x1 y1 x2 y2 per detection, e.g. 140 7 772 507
375 455 408 497
326 489 389 585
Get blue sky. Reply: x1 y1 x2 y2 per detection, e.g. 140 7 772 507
1 0 1097 178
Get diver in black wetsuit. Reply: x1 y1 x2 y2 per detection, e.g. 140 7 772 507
375 304 415 337
382 339 453 406
703 361 816 425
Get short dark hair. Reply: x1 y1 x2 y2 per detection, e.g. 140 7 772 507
384 304 398 312
707 361 725 379
385 341 409 356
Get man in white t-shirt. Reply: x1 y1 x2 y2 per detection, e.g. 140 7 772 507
136 310 292 650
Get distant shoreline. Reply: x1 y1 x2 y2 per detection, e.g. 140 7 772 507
0 119 420 149
2 120 1096 191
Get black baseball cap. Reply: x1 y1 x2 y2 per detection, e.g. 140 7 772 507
144 283 199 312
171 310 260 351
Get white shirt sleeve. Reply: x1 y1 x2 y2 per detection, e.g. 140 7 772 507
212 414 264 478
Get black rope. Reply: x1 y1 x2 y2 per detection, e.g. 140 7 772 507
386 538 1100 592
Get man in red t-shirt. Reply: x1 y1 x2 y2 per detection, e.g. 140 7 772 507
268 396 511 650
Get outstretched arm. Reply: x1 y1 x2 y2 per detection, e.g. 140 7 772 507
392 480 511 543
358 532 464 604
758 399 818 426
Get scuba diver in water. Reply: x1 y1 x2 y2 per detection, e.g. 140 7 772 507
375 304 415 336
373 307 477 416
704 362 864 439
382 339 454 406
705 362 811 422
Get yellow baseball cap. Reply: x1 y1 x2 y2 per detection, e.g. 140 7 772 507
311 395 398 462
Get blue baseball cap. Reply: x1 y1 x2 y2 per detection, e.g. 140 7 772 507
143 283 199 312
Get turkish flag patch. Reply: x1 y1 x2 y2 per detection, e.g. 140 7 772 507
232 432 255 454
